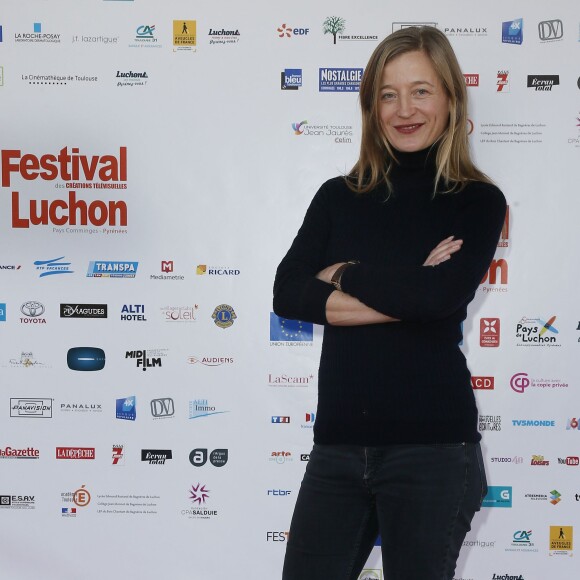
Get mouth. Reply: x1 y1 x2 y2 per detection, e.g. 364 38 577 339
393 123 424 134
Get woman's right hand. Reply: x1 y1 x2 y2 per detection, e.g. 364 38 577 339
423 236 463 267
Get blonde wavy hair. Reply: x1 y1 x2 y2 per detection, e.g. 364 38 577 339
348 26 492 194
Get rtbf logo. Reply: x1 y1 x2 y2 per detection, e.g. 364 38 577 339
480 318 500 347
471 376 494 390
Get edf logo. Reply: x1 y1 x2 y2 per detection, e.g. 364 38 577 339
277 24 310 37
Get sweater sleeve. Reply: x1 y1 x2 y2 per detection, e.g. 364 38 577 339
273 182 336 325
340 183 507 321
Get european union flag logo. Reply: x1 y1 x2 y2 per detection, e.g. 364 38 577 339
270 313 313 342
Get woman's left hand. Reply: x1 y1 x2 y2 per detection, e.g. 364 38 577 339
316 263 346 284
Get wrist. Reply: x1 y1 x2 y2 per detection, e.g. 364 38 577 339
331 260 358 292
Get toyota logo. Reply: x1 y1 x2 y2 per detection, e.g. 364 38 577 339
20 301 45 317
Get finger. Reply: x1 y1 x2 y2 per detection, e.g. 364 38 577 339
425 242 462 263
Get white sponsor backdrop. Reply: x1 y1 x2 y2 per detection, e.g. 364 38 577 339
0 1 579 579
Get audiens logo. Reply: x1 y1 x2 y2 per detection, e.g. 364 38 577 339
35 257 73 278
189 448 228 467
527 75 559 91
502 18 523 45
281 69 302 90
67 347 106 371
276 24 309 38
483 486 512 508
116 396 136 421
150 397 174 419
538 20 563 42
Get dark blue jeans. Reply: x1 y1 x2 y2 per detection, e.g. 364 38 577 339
282 442 487 580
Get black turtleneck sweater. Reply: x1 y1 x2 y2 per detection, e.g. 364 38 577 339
273 147 506 445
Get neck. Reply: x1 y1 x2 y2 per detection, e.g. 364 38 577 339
392 143 438 172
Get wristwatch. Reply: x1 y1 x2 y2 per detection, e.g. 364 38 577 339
331 261 359 292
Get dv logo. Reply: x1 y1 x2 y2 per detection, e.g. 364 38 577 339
538 19 563 41
150 398 174 418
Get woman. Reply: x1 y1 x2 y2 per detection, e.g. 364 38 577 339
273 26 506 580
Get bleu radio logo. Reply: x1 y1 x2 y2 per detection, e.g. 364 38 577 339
67 347 106 371
34 257 73 278
483 486 513 508
87 261 138 278
502 18 523 45
319 68 363 92
270 313 313 342
116 396 136 421
281 69 302 90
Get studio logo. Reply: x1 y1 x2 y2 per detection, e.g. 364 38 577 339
527 75 559 91
116 396 136 421
212 304 236 328
189 449 228 467
87 261 138 278
319 68 363 92
480 318 500 347
483 486 512 508
276 24 309 38
502 18 523 45
538 20 563 42
67 347 106 371
150 398 174 418
497 70 510 92
60 304 107 318
266 532 289 541
141 450 172 464
10 398 53 418
281 69 302 90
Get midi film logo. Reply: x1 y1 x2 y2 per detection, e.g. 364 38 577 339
125 349 167 371
516 316 560 347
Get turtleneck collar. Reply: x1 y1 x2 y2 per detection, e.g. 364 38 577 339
391 142 439 173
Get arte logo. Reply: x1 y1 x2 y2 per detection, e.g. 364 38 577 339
527 75 559 91
565 418 580 430
87 261 138 278
319 68 363 93
189 399 229 420
189 448 228 467
10 398 53 418
482 486 512 508
557 456 579 466
56 447 95 460
269 451 293 464
271 416 290 424
112 445 124 465
116 396 136 421
497 70 510 92
35 257 73 278
276 24 310 38
0 446 40 459
502 18 523 45
538 20 563 42
60 304 107 318
141 449 172 464
323 16 378 44
67 347 106 371
150 398 174 418
121 304 146 321
480 318 500 347
161 260 173 273
125 349 166 371
173 20 196 49
268 373 313 387
187 356 234 366
471 376 494 390
270 313 313 344
516 316 559 346
531 454 549 466
161 305 198 322
479 415 501 431
20 301 46 324
549 525 573 555
281 69 302 90
464 74 479 87
2 147 128 229
212 304 236 328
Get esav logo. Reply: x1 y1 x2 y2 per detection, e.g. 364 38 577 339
116 396 136 421
538 20 563 42
276 24 309 38
281 69 302 90
502 18 523 45
480 318 500 347
483 486 512 508
189 449 228 467
150 397 174 419
471 376 494 390
497 70 510 92
67 347 106 371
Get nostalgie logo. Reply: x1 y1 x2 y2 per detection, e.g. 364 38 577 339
67 347 106 371
502 18 523 45
527 75 560 91
116 396 136 421
208 27 240 45
60 304 107 318
538 20 563 42
0 446 39 460
281 69 302 90
56 447 95 460
515 316 560 347
323 16 378 44
20 301 46 324
464 74 479 87
87 261 138 278
276 24 309 38
510 372 568 393
121 304 146 321
173 20 196 51
549 526 573 556
319 68 363 92
189 449 228 467
212 304 236 328
270 313 313 346
483 486 512 508
471 376 494 390
480 318 500 347
189 399 229 420
14 22 61 44
10 398 53 418
497 70 510 92
1 146 128 231
125 348 167 371
141 450 172 464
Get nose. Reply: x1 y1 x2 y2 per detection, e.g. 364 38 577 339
397 94 415 118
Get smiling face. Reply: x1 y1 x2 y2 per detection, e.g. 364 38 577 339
378 50 450 152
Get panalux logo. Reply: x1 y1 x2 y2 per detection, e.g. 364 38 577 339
538 20 563 41
150 397 174 418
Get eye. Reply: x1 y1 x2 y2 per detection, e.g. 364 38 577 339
380 92 396 101
414 88 430 96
